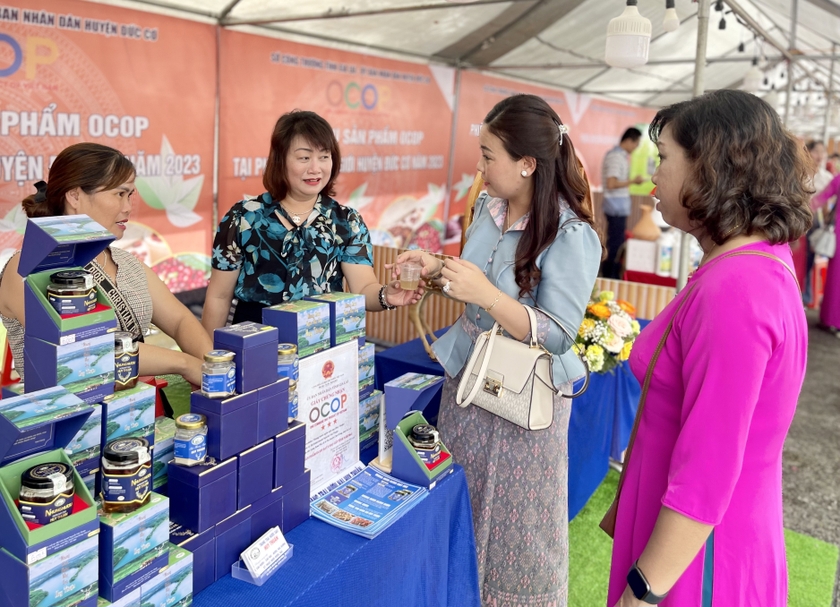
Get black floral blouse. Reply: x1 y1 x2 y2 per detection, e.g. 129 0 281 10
212 193 373 306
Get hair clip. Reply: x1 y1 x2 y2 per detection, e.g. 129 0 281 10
33 180 47 203
557 123 570 146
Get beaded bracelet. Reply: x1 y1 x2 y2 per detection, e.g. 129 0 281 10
378 284 396 310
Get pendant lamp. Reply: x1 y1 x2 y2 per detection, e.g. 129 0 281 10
743 59 764 93
605 0 652 68
663 0 680 32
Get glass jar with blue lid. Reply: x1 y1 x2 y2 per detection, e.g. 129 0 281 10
174 413 208 466
201 350 236 398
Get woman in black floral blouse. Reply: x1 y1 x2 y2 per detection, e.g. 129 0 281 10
202 110 422 331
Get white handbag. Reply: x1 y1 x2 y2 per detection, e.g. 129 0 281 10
455 306 589 431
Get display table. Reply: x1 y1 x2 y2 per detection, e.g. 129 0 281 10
195 464 480 607
375 324 648 519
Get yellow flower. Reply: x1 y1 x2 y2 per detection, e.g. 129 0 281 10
585 344 605 372
579 318 596 337
599 290 615 302
619 341 632 361
631 320 641 334
588 303 611 319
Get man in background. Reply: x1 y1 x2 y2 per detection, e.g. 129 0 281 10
602 127 644 279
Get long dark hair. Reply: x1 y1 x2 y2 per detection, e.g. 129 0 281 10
649 90 812 244
263 110 341 202
22 143 134 218
484 94 595 297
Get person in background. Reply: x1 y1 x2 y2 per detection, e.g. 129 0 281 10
602 128 645 279
396 94 601 606
804 140 833 305
0 143 212 385
827 152 840 175
812 173 840 334
201 110 420 333
608 90 810 607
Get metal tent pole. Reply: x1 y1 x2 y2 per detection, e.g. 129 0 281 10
783 0 800 125
676 0 711 292
823 43 836 143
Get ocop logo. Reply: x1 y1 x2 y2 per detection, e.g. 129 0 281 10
326 80 390 110
0 34 58 79
309 393 348 423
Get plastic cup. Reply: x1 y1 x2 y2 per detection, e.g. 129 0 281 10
398 261 422 291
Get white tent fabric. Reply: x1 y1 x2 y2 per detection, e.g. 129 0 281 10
112 0 840 136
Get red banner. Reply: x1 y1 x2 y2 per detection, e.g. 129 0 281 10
0 0 216 291
218 29 455 253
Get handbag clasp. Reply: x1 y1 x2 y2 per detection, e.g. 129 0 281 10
483 377 502 397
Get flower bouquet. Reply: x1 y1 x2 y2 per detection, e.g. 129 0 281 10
574 290 641 373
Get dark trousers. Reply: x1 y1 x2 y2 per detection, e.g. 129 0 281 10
602 214 627 279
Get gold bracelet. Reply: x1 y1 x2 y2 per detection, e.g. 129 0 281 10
485 289 503 311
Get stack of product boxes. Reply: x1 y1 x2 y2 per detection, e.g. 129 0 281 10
0 216 189 607
167 320 309 594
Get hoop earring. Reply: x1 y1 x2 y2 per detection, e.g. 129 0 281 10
521 170 528 177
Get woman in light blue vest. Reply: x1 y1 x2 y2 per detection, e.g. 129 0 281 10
396 94 601 606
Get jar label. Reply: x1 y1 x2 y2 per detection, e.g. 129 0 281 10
174 433 207 462
102 460 151 506
47 290 97 315
277 361 299 381
115 350 139 388
18 491 75 526
202 369 236 396
289 392 298 419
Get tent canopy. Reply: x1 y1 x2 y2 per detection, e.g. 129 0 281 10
118 0 840 136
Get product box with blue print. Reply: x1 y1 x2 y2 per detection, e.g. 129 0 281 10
0 386 99 607
101 383 156 449
98 493 170 601
306 292 366 346
153 417 176 495
169 522 215 596
97 588 141 607
190 389 258 461
358 342 375 400
66 402 102 479
262 300 331 358
139 543 193 607
167 456 238 534
359 390 382 451
213 321 278 394
214 506 252 581
18 215 118 403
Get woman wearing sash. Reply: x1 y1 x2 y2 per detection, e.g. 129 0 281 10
0 143 212 385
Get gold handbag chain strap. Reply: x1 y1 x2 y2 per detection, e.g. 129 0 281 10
612 249 798 504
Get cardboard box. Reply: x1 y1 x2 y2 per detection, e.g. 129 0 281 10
139 543 193 607
98 493 170 601
358 342 375 399
256 379 289 443
214 506 252 581
306 292 366 346
392 411 454 489
24 332 115 404
169 523 215 596
273 421 305 490
190 390 258 461
97 588 141 607
65 402 101 479
359 390 382 448
18 215 117 345
262 300 331 358
249 487 283 544
237 440 274 510
625 238 658 274
167 457 237 534
280 469 310 533
213 322 278 394
153 417 176 494
101 383 157 445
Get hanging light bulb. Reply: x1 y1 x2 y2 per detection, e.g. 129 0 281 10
663 0 680 32
743 58 764 93
605 0 652 68
763 87 780 112
719 16 727 30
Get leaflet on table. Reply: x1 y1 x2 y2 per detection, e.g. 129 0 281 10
310 465 428 539
297 341 360 496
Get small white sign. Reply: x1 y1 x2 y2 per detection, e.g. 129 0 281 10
241 526 289 579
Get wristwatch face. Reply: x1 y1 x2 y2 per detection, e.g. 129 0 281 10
627 567 650 600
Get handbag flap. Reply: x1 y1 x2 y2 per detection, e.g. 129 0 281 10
470 332 551 394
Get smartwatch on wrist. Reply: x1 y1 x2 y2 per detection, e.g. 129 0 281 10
627 561 667 604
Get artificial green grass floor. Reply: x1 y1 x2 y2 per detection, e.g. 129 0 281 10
569 471 839 606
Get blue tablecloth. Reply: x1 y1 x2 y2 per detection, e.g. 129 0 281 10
375 325 646 519
196 465 479 607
